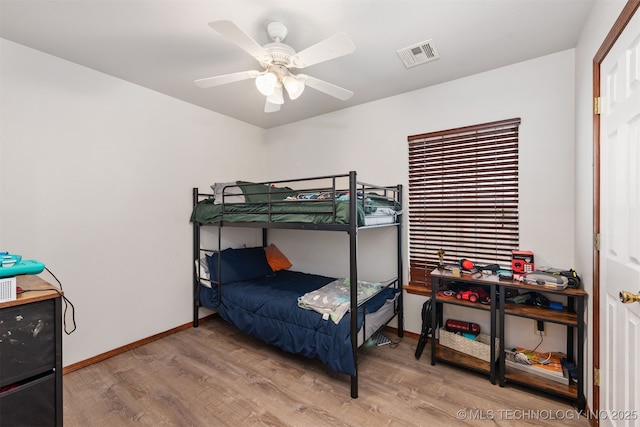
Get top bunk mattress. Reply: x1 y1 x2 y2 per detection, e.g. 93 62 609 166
190 173 402 227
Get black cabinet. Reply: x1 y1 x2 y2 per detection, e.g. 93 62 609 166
0 277 63 427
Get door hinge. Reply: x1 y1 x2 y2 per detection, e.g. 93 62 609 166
594 233 601 251
594 367 600 387
594 97 601 115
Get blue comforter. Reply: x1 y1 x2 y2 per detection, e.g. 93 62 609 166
197 270 396 376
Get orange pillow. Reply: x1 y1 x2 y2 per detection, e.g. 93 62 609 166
264 244 292 272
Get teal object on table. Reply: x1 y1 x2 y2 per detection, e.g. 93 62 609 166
0 253 45 277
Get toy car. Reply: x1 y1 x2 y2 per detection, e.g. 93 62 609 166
456 286 491 304
456 289 479 303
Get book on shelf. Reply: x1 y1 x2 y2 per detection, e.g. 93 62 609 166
505 348 569 385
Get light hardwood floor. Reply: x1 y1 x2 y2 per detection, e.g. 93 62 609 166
63 317 589 426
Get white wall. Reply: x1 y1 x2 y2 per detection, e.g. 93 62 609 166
266 49 578 352
573 0 628 413
0 39 266 366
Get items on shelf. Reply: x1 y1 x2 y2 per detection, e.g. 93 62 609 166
535 266 582 289
445 318 480 336
522 271 569 290
456 286 491 304
442 281 492 305
458 258 477 273
505 347 568 385
436 252 582 291
512 250 535 274
439 326 499 363
497 269 513 279
506 291 565 310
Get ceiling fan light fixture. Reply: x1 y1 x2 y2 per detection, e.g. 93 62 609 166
197 20 356 113
283 75 305 100
266 84 285 105
255 72 277 96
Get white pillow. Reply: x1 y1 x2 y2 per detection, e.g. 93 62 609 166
211 182 245 205
196 254 212 287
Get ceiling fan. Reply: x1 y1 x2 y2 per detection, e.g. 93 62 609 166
194 20 356 113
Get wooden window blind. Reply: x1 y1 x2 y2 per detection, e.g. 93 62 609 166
407 118 521 286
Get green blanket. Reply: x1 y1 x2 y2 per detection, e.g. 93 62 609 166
190 198 365 225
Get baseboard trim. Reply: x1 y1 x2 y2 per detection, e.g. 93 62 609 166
385 326 419 340
62 315 214 375
63 318 415 375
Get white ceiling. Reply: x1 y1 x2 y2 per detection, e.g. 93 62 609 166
0 0 595 129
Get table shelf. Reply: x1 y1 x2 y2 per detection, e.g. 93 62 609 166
428 268 586 411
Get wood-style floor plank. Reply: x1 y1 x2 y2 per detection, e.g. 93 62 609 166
63 317 588 426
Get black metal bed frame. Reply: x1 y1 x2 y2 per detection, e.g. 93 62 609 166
191 171 403 398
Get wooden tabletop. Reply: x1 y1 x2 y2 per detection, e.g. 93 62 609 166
430 268 587 297
0 275 63 309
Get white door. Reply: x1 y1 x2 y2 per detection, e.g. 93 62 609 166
599 8 640 427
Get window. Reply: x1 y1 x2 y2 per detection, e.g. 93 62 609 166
407 118 521 286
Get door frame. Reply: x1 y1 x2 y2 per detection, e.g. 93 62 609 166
592 0 640 421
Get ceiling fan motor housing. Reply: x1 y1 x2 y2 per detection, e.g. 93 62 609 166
263 43 296 66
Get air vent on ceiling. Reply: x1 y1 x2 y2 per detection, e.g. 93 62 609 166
397 39 440 68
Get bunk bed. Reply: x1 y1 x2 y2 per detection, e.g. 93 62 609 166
190 171 403 398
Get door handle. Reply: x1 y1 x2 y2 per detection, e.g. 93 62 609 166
619 290 640 304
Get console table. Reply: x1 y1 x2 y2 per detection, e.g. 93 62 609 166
429 268 586 411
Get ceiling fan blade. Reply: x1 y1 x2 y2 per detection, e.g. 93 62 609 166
264 99 281 113
289 33 355 69
194 70 260 88
298 74 354 101
208 20 272 64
